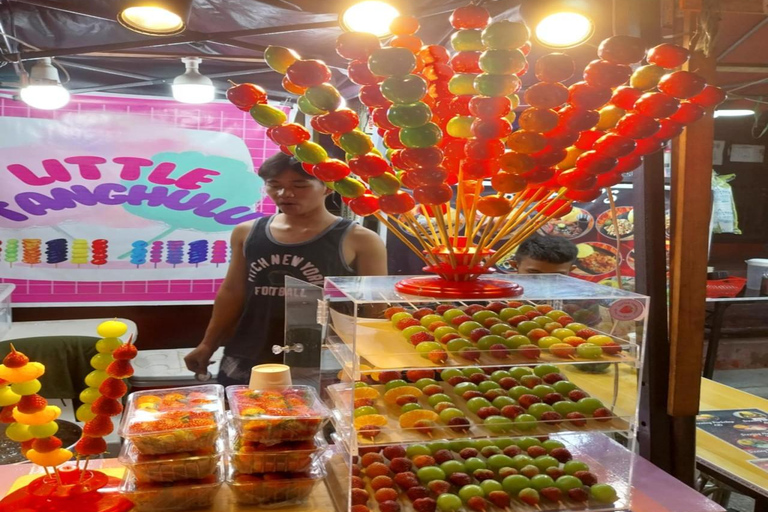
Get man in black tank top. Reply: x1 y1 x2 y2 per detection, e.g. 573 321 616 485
184 153 387 386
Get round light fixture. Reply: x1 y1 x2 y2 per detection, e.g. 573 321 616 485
172 57 215 104
714 109 753 118
341 1 400 37
20 58 70 110
535 11 594 48
117 0 193 35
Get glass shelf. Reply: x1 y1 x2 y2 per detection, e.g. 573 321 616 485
325 274 649 303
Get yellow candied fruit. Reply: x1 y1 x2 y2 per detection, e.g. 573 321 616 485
136 395 162 405
353 414 388 429
0 362 45 383
27 447 73 467
13 405 61 426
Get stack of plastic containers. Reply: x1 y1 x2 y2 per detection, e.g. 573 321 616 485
225 385 331 506
117 385 226 511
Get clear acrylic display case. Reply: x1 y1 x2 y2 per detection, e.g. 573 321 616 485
285 274 648 512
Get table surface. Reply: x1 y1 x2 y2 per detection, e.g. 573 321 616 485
2 318 138 342
698 378 768 497
0 436 725 512
566 367 768 498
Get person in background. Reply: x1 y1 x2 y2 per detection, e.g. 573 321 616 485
513 234 577 275
184 152 387 386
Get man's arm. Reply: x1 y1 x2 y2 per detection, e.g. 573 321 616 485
184 222 251 374
348 224 388 276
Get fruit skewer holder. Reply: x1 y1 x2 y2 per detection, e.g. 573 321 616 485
296 273 647 512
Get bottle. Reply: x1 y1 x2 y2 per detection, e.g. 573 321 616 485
761 272 768 296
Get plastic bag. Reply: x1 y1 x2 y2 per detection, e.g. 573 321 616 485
711 172 741 234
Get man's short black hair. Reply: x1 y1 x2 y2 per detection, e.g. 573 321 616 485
514 234 578 264
257 152 319 181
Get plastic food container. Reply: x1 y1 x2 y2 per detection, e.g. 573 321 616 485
227 426 327 474
118 384 225 455
746 258 768 290
226 386 330 442
120 465 223 511
119 435 224 482
226 459 325 507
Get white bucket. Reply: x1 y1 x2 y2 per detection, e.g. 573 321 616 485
745 258 768 290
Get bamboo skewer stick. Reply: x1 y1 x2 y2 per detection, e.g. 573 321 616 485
401 214 446 269
420 205 442 248
487 202 573 268
467 214 497 269
404 212 440 249
606 188 623 286
434 207 458 270
374 213 432 267
386 215 421 239
454 178 465 245
482 190 545 250
464 180 484 246
483 191 532 249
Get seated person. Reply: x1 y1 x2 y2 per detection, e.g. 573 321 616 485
513 234 577 275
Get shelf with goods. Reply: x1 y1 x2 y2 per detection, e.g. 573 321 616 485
288 274 648 512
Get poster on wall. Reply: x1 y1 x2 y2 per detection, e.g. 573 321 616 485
0 94 283 304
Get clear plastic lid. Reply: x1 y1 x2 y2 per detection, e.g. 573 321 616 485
226 385 331 425
226 456 326 485
120 462 224 497
119 434 225 465
118 384 225 439
225 423 328 455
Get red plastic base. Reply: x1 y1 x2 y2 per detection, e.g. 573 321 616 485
395 276 524 299
0 469 133 512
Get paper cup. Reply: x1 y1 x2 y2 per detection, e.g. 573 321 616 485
249 364 292 389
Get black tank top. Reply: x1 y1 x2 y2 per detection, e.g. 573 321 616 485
225 215 356 362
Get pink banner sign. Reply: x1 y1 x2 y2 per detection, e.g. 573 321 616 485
0 93 283 304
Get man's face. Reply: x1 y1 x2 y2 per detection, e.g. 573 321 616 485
264 169 329 215
515 257 574 275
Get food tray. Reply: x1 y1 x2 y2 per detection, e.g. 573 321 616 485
120 464 223 512
118 384 225 455
227 426 327 474
226 459 325 507
226 385 330 442
119 435 223 482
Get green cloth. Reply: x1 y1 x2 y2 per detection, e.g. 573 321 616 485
0 336 99 401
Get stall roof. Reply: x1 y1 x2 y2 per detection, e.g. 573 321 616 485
0 0 765 104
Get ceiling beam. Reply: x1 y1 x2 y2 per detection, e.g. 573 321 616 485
18 20 340 61
83 51 267 64
66 68 290 97
717 17 768 61
57 60 155 80
717 64 768 73
680 0 768 13
13 0 117 22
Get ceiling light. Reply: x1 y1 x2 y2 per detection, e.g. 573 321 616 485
520 0 595 49
20 58 70 110
341 1 400 37
535 12 594 48
714 109 753 118
117 0 193 36
172 57 215 104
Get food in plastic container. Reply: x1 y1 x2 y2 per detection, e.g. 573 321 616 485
226 460 325 507
228 428 327 474
120 466 223 511
119 436 223 482
226 385 330 442
119 385 225 455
